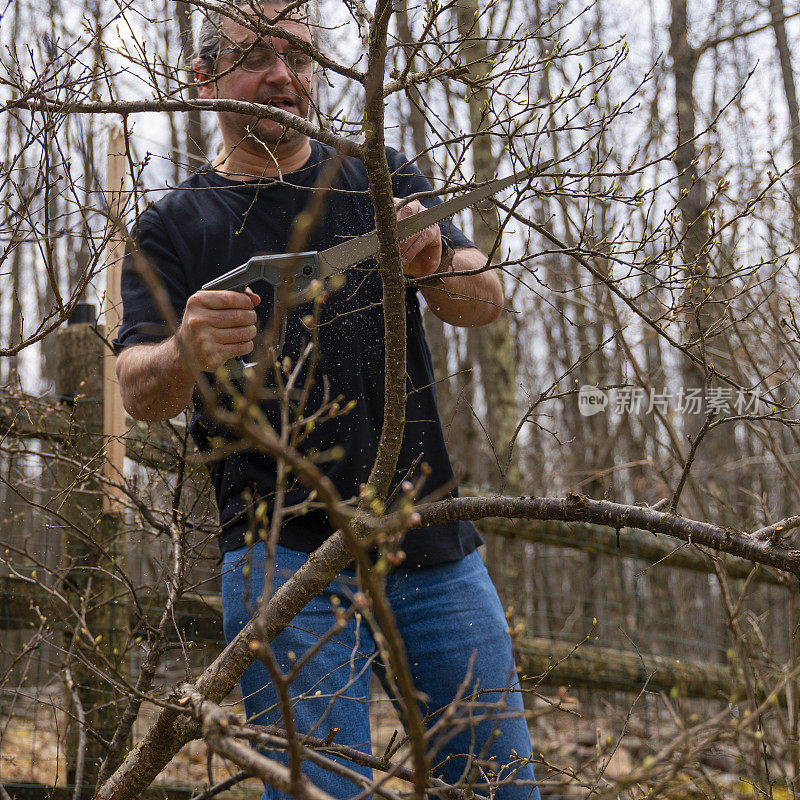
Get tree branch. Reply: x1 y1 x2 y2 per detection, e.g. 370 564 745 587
3 98 362 159
411 494 800 576
697 9 800 57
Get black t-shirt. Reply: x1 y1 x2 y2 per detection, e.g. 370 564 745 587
115 141 483 567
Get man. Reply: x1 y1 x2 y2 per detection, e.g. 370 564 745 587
115 2 539 798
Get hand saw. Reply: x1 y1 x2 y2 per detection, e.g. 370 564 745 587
201 159 551 364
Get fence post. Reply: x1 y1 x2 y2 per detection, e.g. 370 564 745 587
104 122 127 512
56 305 125 789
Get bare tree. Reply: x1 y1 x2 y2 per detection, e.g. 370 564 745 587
4 1 800 799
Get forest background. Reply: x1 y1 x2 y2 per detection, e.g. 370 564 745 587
3 0 800 797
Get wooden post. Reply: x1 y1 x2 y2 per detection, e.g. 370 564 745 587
57 123 132 788
103 122 127 511
57 311 112 788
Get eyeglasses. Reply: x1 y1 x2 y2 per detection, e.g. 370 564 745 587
215 44 314 74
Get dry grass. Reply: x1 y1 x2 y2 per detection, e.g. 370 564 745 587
0 686 766 799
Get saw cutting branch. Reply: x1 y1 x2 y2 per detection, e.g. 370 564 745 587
201 160 552 361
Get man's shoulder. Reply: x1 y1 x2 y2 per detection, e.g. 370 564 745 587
142 167 214 212
315 141 420 183
135 167 221 236
385 146 418 172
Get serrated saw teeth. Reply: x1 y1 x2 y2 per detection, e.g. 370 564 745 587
203 159 552 291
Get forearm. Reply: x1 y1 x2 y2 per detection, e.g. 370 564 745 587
116 288 260 421
417 247 504 327
116 338 195 422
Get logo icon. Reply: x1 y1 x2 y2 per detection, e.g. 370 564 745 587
578 385 608 417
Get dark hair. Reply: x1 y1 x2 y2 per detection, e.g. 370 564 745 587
195 1 318 66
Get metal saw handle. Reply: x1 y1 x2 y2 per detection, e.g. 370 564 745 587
201 251 321 292
201 252 321 364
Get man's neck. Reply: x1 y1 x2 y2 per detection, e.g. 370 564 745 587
213 137 312 180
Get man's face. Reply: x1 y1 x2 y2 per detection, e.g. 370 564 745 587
199 3 315 149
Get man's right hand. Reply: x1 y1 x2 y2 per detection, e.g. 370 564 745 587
177 288 261 371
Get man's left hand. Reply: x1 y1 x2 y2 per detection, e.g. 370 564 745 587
395 197 442 278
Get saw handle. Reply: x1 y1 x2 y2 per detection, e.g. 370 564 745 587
201 252 321 363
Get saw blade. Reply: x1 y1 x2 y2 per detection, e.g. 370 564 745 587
317 159 552 278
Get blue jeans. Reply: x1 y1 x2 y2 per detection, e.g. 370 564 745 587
221 543 540 800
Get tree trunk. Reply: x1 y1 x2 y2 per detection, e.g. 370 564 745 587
453 0 520 489
4 0 23 380
176 0 205 172
770 0 800 237
669 0 736 519
394 0 454 427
